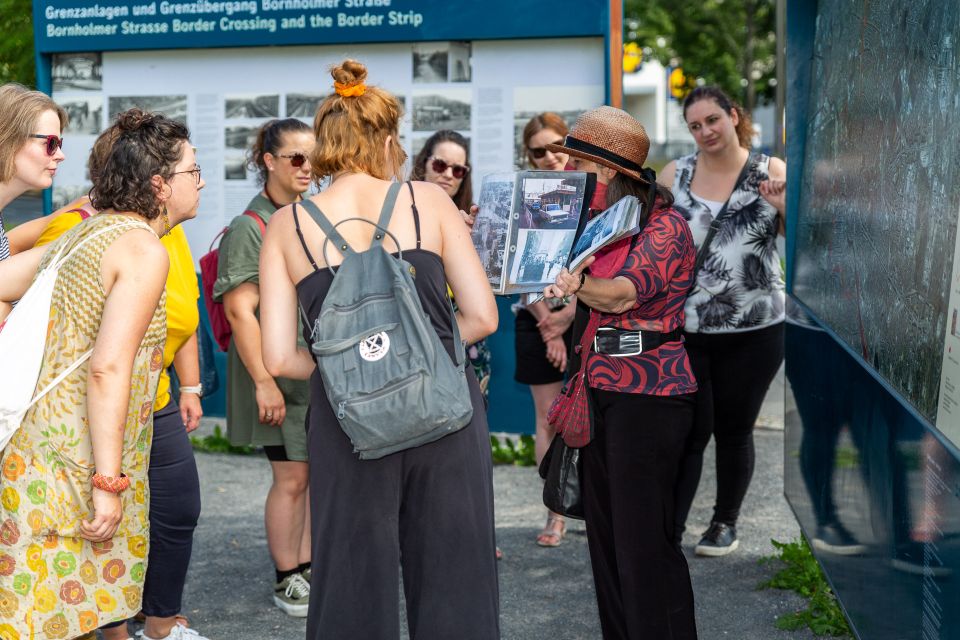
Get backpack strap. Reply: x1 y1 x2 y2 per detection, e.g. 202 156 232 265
298 198 355 266
372 181 403 249
406 181 422 250
243 210 267 235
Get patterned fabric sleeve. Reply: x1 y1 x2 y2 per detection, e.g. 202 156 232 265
614 211 693 308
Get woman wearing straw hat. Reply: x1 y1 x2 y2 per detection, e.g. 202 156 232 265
544 106 699 639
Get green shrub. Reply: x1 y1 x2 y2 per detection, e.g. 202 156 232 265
190 425 256 455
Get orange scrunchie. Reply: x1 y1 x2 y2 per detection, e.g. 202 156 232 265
334 81 366 97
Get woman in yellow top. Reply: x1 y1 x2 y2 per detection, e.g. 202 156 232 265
29 120 209 640
0 108 202 640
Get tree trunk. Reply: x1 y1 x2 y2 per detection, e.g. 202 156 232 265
743 0 757 110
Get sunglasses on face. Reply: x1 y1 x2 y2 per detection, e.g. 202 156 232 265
528 140 564 160
428 156 469 179
277 153 308 168
171 166 202 186
31 134 63 156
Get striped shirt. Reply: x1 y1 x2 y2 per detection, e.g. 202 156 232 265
0 214 10 261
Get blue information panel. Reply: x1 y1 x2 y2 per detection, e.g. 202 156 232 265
34 0 608 53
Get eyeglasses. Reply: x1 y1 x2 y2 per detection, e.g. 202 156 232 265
428 156 469 179
171 166 202 186
528 140 564 160
276 153 308 168
31 134 63 156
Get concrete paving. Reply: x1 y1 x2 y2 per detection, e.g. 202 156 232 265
167 412 811 640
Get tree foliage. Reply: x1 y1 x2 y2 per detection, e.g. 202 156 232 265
624 0 777 109
0 0 36 87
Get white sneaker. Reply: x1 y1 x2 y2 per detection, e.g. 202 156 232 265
273 572 310 617
140 622 211 640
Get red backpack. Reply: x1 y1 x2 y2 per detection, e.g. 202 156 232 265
199 211 266 351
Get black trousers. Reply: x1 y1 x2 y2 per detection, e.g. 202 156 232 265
674 322 784 532
306 369 500 640
583 389 698 640
102 400 202 626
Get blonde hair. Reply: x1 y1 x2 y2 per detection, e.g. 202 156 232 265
310 60 406 181
0 84 68 182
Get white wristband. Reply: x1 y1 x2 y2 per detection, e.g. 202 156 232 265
180 384 203 397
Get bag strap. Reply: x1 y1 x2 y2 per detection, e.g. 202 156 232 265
49 220 148 271
243 210 267 235
26 348 94 410
373 182 403 248
691 152 755 282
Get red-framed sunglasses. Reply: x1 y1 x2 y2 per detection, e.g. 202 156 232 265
429 156 469 179
31 134 63 156
276 153 308 168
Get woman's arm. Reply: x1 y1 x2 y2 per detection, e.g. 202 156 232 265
0 245 48 301
544 257 638 315
172 332 203 432
7 214 55 254
434 187 498 344
83 230 168 542
760 156 787 235
259 212 317 381
657 160 678 189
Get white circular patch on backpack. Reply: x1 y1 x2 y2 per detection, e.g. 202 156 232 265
358 332 390 362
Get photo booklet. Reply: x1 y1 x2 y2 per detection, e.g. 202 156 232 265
470 169 643 295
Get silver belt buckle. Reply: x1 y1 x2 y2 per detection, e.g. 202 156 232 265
594 327 643 358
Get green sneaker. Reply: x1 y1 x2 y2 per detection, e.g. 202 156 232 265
274 572 310 617
301 566 311 583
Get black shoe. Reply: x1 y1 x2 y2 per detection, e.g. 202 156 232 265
695 521 739 557
812 523 866 556
891 541 953 578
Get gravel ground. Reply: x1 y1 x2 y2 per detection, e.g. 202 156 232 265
149 415 816 640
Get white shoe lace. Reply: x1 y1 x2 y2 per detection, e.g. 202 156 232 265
285 573 310 600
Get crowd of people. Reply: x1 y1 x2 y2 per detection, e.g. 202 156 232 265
0 58 785 640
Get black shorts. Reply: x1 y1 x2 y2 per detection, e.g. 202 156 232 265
514 309 573 385
263 444 291 462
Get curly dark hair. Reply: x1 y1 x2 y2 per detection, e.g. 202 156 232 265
90 109 191 220
409 130 472 211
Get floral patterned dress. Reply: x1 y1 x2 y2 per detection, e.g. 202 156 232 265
0 215 166 640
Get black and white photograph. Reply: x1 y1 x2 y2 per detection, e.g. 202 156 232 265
52 184 91 211
472 173 517 288
52 53 102 92
518 175 585 230
512 85 604 169
568 195 640 272
225 94 280 119
224 155 248 181
225 126 258 150
61 97 103 135
412 43 448 83
509 229 574 287
108 95 188 124
449 41 472 82
286 93 326 118
413 89 472 132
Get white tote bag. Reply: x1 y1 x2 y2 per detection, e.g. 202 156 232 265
0 222 140 451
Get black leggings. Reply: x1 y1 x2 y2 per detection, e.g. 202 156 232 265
103 400 202 627
583 389 698 640
674 322 784 531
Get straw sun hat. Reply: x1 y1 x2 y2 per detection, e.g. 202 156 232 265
545 105 651 183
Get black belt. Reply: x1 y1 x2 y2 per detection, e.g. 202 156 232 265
592 327 682 357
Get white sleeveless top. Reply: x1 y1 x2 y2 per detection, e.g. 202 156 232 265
672 152 785 333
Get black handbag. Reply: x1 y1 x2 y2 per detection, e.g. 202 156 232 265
539 434 585 520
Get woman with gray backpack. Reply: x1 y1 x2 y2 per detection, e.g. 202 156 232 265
259 59 500 639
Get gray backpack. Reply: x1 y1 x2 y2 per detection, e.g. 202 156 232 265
297 182 473 459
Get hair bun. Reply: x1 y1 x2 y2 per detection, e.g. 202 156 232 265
331 59 368 88
116 108 157 132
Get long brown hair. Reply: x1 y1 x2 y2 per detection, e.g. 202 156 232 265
409 129 472 211
605 170 674 232
683 86 755 149
310 59 406 181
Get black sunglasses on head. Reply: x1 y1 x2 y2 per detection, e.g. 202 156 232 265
31 134 63 156
429 156 469 179
528 139 564 160
277 152 308 168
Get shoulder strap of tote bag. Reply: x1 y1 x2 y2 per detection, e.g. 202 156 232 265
691 152 756 283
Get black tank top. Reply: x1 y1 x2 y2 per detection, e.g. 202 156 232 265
294 182 459 359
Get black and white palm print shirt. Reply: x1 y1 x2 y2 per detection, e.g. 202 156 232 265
0 214 9 261
672 152 785 333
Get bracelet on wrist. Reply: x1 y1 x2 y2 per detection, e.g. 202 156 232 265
92 472 130 493
179 384 203 397
572 272 587 294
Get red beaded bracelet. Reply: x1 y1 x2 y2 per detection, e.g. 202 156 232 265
92 472 130 493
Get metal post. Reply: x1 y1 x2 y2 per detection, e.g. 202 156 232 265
775 0 786 158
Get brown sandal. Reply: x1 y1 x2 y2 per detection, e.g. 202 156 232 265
536 514 566 547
